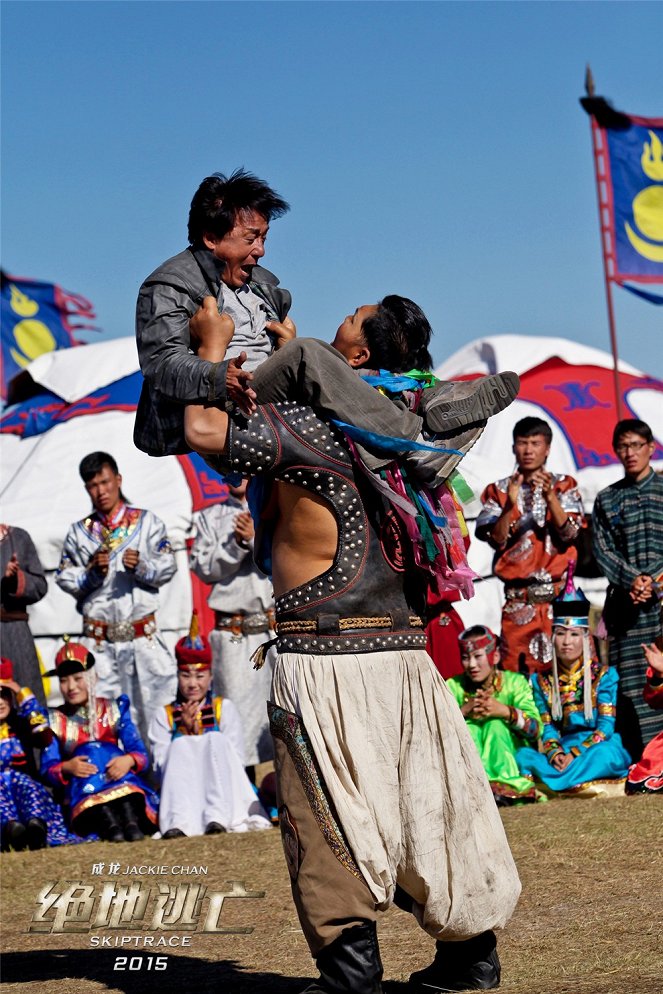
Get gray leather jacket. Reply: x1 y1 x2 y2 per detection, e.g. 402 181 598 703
134 246 291 456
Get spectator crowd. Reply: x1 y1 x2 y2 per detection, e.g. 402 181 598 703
4 174 663 994
1 167 661 860
2 412 661 852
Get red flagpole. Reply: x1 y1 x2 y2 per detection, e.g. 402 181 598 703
585 67 624 420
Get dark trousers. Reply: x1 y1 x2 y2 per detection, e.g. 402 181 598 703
252 339 422 468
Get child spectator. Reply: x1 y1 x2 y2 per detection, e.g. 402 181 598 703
0 658 80 849
40 640 158 841
446 626 542 804
148 614 271 837
517 566 631 797
625 642 663 794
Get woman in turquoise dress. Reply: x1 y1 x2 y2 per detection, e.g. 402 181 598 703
447 625 542 804
517 569 631 797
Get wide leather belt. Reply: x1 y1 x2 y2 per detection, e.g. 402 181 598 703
0 608 29 622
274 613 426 655
84 613 157 644
504 581 562 605
215 609 276 639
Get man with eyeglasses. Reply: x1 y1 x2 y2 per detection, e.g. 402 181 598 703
593 418 663 761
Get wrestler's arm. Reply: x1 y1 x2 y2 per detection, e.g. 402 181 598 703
183 318 233 456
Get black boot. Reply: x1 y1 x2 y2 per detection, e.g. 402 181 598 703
204 821 226 835
163 828 186 839
409 931 500 992
2 820 28 851
26 817 48 850
305 922 383 994
118 799 144 842
97 804 124 843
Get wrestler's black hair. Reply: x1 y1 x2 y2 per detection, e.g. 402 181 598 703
187 170 290 246
612 418 653 448
361 295 433 373
512 417 553 444
79 452 129 502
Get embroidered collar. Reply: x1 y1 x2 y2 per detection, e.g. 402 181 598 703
96 502 127 529
462 670 502 696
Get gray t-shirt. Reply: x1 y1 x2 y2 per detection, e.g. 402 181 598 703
220 282 273 371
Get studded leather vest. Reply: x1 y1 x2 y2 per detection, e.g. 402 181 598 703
224 402 428 654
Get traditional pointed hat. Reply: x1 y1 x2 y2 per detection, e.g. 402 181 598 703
47 637 96 677
552 561 591 628
0 658 16 701
175 611 212 670
551 562 593 721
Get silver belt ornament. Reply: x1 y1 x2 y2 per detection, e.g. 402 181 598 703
506 583 555 605
84 618 157 644
218 612 272 642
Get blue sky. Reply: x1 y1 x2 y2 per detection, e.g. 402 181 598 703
2 0 662 375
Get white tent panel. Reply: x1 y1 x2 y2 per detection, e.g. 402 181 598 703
1 410 193 568
25 337 140 402
436 333 643 379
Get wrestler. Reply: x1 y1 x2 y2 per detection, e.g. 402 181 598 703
182 300 521 993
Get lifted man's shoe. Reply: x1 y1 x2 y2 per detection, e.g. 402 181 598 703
421 372 520 433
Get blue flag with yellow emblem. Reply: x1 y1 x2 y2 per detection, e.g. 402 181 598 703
0 271 97 401
602 117 663 284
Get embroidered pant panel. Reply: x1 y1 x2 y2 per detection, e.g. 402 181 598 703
271 707 377 956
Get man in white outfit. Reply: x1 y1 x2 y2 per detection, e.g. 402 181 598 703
56 451 177 741
190 478 275 778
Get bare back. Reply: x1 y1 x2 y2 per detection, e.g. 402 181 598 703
268 481 339 598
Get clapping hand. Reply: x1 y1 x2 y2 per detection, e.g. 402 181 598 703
630 575 653 604
506 473 523 508
122 549 140 571
234 510 254 546
550 752 574 771
642 642 663 676
89 549 110 576
180 700 201 734
472 688 510 720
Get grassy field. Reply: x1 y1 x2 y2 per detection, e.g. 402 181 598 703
1 795 661 994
